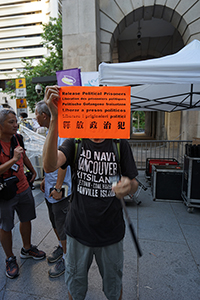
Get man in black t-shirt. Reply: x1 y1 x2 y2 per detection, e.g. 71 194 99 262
43 86 139 300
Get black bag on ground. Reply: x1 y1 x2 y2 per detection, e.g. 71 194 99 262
0 176 19 200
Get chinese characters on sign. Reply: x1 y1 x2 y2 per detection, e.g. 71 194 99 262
58 86 131 139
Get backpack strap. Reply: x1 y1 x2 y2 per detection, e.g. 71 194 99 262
73 138 121 176
70 138 121 201
10 134 25 158
112 139 121 176
74 138 82 165
15 133 25 149
69 138 82 202
71 138 83 181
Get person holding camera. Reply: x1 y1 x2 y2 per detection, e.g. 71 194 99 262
0 108 46 279
35 100 71 278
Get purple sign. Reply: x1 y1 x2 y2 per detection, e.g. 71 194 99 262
56 68 82 86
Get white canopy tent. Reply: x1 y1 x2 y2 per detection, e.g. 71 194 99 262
98 40 200 112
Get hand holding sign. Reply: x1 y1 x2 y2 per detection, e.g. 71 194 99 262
44 85 60 118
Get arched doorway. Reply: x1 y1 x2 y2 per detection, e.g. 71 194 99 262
99 4 186 140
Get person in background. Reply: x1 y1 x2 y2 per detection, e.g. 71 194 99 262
19 112 33 130
0 108 46 279
35 100 71 278
42 86 139 300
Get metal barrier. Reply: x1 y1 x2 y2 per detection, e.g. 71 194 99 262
128 140 192 170
20 125 45 180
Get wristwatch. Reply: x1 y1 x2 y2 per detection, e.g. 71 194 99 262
54 186 61 193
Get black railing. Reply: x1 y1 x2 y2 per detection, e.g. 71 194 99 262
128 140 192 170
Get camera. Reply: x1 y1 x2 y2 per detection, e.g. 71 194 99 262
35 83 43 96
25 171 35 190
50 187 65 198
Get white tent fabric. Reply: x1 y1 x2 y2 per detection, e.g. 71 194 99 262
98 40 200 111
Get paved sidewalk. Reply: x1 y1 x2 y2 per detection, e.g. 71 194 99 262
0 173 200 300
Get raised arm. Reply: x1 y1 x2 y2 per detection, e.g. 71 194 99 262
43 85 66 173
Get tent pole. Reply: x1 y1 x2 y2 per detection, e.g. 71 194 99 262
190 84 193 107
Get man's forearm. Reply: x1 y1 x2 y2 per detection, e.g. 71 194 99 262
43 117 59 173
129 178 139 195
55 168 67 189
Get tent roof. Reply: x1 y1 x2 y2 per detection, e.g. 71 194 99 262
98 40 200 111
99 40 200 85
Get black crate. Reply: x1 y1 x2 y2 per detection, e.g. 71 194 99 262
146 158 179 177
182 155 200 205
151 165 183 201
185 144 200 157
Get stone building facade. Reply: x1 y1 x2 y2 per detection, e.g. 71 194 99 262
62 0 200 141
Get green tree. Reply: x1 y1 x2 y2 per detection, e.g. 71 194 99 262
3 17 62 112
132 111 145 131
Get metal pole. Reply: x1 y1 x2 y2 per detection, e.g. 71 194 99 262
120 197 143 257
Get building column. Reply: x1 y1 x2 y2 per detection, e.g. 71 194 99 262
62 0 100 72
165 111 181 140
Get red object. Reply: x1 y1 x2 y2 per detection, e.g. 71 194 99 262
146 158 179 177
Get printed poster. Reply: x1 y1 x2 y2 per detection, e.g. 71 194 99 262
56 68 82 86
58 86 131 139
81 72 99 86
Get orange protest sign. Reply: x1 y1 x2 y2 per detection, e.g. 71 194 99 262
58 86 131 139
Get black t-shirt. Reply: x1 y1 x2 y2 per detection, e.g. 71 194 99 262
59 139 138 247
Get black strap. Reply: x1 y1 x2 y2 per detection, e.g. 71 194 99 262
10 134 24 158
15 134 25 149
69 138 83 202
72 138 83 181
112 139 121 177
